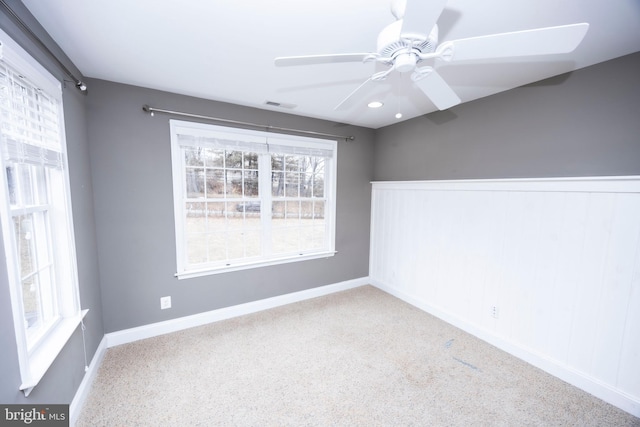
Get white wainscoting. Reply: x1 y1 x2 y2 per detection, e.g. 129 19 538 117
369 176 640 416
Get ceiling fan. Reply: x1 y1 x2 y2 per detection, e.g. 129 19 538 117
274 0 589 111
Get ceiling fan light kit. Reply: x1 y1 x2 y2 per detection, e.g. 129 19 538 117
275 0 589 117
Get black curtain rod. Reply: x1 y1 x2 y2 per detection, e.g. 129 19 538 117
0 0 87 92
142 105 355 142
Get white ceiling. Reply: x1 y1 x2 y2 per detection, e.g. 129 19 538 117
23 0 640 129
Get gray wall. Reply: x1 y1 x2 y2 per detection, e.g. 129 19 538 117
2 0 637 407
85 79 374 333
374 52 640 181
0 3 104 404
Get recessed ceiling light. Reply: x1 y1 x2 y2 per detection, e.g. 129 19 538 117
367 101 383 108
395 113 403 119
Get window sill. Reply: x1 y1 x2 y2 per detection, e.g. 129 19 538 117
20 309 89 397
176 251 337 280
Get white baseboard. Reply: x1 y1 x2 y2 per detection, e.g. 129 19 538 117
70 277 639 420
370 278 640 418
69 335 107 426
106 277 369 348
70 277 368 425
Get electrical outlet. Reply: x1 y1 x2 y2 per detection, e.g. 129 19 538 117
491 305 499 319
160 296 172 310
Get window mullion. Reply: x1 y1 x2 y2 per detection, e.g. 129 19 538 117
259 152 272 257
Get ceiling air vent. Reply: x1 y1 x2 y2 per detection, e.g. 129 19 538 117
265 100 296 109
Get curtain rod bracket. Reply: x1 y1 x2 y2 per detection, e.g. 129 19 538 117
142 104 355 142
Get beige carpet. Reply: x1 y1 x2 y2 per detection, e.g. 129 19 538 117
77 286 639 426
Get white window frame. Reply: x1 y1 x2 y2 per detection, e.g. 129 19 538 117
170 120 337 279
0 30 85 396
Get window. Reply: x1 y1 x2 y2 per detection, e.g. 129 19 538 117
170 120 337 278
0 31 83 395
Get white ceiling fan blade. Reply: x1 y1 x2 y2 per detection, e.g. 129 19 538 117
400 0 447 40
413 69 461 110
275 53 376 67
440 23 589 62
334 78 377 111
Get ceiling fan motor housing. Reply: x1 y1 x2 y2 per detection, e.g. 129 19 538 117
377 20 439 64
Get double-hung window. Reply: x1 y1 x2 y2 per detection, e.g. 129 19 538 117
170 120 337 278
0 31 82 395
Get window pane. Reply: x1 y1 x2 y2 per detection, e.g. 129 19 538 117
207 202 226 221
271 171 284 197
243 152 258 169
272 227 299 254
300 201 313 219
245 211 261 227
234 201 261 216
271 154 284 171
300 156 312 174
186 233 208 264
205 148 224 167
37 265 56 323
19 164 34 205
185 202 206 235
244 171 259 197
207 233 227 262
301 174 313 198
306 226 326 251
243 230 261 258
207 169 225 198
285 155 299 171
225 170 242 197
311 158 325 198
186 168 204 198
285 172 299 197
313 172 325 198
272 201 285 220
286 201 299 220
207 202 226 227
32 210 51 266
22 274 41 329
226 150 243 168
6 166 17 205
314 201 325 220
35 166 48 204
185 147 204 166
227 230 246 259
227 207 245 230
14 215 35 278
